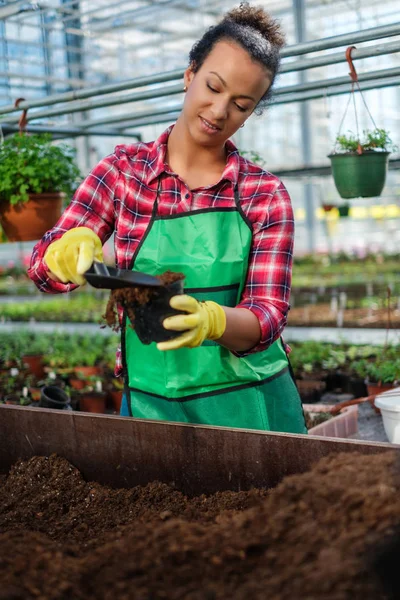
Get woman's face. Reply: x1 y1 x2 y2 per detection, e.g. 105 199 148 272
182 40 272 148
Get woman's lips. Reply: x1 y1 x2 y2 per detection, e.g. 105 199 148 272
199 116 221 134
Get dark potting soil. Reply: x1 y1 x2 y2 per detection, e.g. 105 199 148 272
1 451 400 599
103 270 184 331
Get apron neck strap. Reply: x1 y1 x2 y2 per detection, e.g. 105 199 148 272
152 178 239 217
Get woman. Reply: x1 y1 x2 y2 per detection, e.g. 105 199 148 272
29 3 307 434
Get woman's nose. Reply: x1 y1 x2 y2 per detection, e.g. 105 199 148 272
211 96 229 120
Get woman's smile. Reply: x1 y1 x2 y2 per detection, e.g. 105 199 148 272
199 116 222 134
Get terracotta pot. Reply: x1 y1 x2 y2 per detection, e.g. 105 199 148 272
69 378 86 391
74 366 102 378
109 389 123 413
4 394 20 405
0 192 64 242
22 354 46 379
29 387 41 402
366 381 394 415
79 391 107 414
367 382 394 396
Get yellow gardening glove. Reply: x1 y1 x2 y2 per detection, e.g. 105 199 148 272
157 295 227 351
44 227 104 286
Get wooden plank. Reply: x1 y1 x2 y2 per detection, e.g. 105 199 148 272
0 405 397 495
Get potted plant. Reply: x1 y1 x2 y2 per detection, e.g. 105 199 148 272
77 377 107 414
338 203 350 218
0 132 82 242
328 128 396 199
21 333 50 380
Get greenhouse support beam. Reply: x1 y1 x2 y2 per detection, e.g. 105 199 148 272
3 64 400 128
277 65 400 96
31 41 400 131
293 0 315 254
80 105 183 129
0 21 400 118
274 74 400 104
115 112 181 130
280 21 400 57
1 124 142 140
0 83 184 125
27 70 399 134
0 69 184 116
63 70 400 131
281 40 400 74
110 72 400 128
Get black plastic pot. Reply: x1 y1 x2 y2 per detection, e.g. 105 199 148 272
125 279 185 345
349 376 368 398
39 386 72 410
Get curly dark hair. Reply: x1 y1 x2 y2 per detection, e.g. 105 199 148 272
188 2 285 113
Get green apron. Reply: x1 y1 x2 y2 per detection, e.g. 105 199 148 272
122 184 306 434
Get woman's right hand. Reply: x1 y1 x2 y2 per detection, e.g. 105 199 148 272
44 227 104 285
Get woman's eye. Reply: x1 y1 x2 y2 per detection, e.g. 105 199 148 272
207 83 218 93
235 103 247 112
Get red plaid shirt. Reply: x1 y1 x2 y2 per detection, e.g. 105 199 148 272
29 125 295 375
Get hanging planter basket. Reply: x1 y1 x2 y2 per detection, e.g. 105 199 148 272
0 192 64 242
0 100 81 243
328 46 395 201
328 151 390 199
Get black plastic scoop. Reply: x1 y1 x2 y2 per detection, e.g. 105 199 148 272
84 261 163 289
84 261 185 345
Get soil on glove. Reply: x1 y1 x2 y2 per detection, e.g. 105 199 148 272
1 451 400 599
103 269 184 330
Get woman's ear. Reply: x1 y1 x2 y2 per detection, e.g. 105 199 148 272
184 64 196 89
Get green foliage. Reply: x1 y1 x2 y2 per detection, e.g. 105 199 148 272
0 292 105 322
0 133 82 205
349 346 400 383
240 149 266 168
322 349 347 371
0 330 118 371
335 128 396 154
289 340 398 382
289 341 333 376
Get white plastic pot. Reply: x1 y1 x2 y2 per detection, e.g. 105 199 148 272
374 388 400 444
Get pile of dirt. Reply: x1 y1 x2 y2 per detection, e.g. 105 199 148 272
1 451 400 599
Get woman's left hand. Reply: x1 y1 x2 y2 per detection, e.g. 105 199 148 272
157 295 226 351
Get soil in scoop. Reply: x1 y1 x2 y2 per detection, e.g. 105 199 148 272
103 269 184 331
1 451 400 599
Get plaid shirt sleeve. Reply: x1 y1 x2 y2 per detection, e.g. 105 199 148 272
236 179 294 354
28 154 119 293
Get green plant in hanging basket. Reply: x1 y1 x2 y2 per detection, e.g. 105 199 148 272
328 128 396 200
0 133 81 204
0 133 82 242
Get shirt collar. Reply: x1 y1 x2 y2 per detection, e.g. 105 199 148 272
145 125 173 185
145 125 240 187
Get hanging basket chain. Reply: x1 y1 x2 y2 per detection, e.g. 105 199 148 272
334 46 379 154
